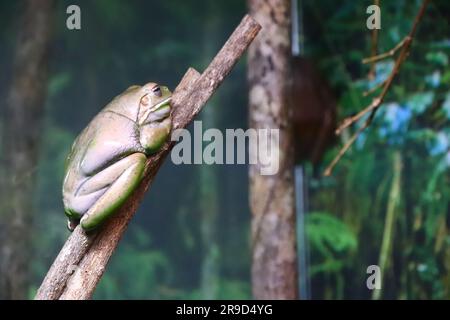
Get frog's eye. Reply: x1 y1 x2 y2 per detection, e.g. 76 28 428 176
152 86 162 97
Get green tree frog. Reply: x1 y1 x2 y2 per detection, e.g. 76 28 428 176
63 83 172 231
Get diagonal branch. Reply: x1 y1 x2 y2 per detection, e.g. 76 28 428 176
367 0 380 80
324 0 430 176
362 37 407 65
35 14 261 300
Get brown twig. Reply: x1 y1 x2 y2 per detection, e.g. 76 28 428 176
335 97 381 135
324 117 372 177
324 0 430 176
35 14 261 300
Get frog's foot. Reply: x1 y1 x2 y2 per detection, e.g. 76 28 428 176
79 153 146 231
67 218 80 232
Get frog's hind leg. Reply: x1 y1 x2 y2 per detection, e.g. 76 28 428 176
80 152 146 231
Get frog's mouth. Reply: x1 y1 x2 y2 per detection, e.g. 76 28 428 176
140 96 172 125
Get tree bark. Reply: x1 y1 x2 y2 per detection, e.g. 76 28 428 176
0 0 54 299
36 15 261 300
247 0 298 299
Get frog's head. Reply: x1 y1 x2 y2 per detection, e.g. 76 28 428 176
137 82 172 125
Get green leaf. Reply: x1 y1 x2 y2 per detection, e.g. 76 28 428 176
306 212 357 258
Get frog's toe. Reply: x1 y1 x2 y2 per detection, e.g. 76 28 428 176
79 214 90 230
80 213 100 232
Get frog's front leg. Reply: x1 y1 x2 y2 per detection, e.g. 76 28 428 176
77 152 146 231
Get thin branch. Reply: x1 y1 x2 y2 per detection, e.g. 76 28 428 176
363 79 387 97
35 14 261 300
324 0 430 176
324 116 372 177
362 37 406 65
335 97 380 135
372 152 402 300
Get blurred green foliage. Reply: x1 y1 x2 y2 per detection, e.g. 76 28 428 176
307 212 357 266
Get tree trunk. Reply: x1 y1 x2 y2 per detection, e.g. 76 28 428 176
247 0 298 299
0 0 54 299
